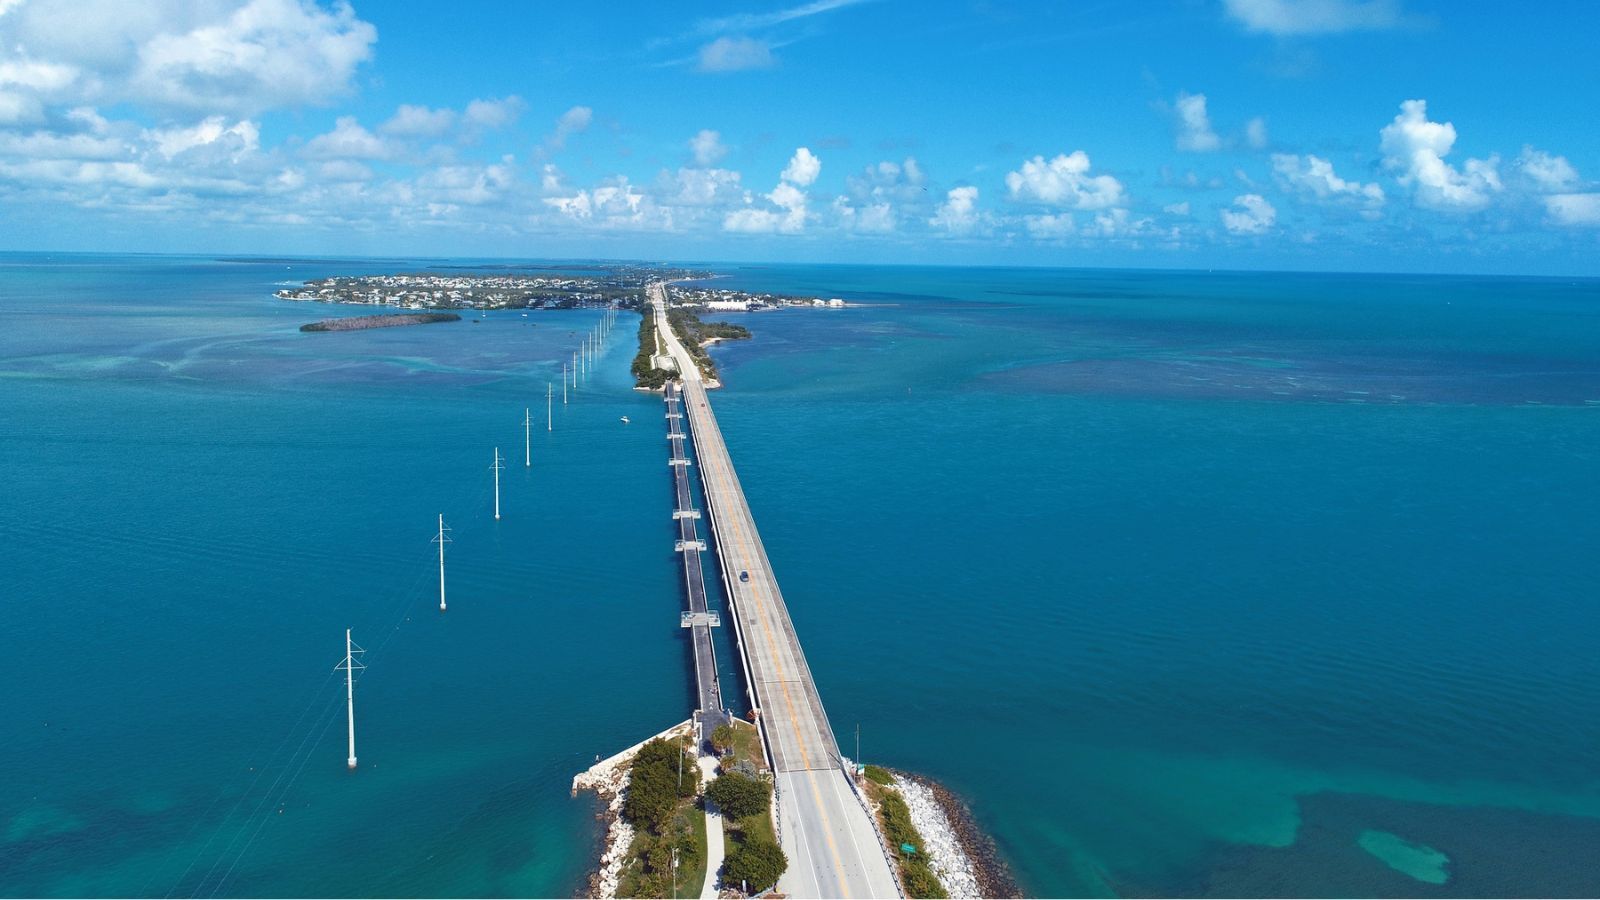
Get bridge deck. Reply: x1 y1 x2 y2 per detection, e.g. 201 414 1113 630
665 384 725 724
650 285 899 899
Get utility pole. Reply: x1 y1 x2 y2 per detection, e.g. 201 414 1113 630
547 383 553 431
338 629 365 769
524 407 531 467
434 514 450 612
491 447 504 520
562 364 568 404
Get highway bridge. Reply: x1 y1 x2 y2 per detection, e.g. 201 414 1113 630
650 284 900 899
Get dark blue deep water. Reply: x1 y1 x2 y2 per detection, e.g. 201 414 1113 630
3 254 1598 897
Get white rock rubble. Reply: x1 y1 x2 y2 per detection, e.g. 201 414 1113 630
895 778 982 899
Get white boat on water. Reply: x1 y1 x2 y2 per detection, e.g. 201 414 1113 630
620 416 630 424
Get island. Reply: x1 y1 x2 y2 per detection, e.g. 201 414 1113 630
668 283 853 310
299 312 461 332
275 267 707 312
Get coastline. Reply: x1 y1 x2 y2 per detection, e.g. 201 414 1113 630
898 771 1022 899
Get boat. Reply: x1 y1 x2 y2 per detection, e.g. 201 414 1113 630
620 416 630 424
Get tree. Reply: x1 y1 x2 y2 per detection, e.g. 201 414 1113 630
705 772 770 820
623 739 697 830
723 839 787 893
623 762 678 830
710 723 736 754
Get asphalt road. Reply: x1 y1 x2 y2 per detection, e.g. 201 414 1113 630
650 285 900 899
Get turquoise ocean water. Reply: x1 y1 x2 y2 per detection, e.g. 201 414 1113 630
2 254 1598 897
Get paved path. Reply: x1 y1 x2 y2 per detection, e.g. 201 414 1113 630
650 285 900 899
698 756 726 899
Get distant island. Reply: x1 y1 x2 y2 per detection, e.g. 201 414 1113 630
669 283 853 311
275 268 706 311
300 313 461 332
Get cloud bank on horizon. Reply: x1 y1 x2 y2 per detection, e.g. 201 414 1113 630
0 0 1595 272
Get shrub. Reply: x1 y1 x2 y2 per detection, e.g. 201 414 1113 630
705 772 770 820
722 839 787 892
901 861 948 899
710 723 736 754
863 765 895 785
878 791 921 856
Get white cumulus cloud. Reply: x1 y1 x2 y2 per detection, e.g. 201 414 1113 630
146 116 259 160
1005 151 1125 209
303 116 389 160
130 0 376 114
689 129 726 166
542 104 591 152
382 104 456 138
832 156 927 230
543 176 668 230
1545 193 1600 227
723 153 814 233
1516 146 1579 193
1174 92 1222 152
1272 153 1384 208
833 196 895 233
781 146 821 186
1379 99 1501 211
464 95 526 131
1024 213 1075 239
930 185 983 234
661 166 744 207
1221 193 1276 234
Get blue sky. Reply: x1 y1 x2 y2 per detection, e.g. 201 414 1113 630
1 0 1597 273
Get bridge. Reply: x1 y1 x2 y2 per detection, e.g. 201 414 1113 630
665 381 726 726
650 284 900 899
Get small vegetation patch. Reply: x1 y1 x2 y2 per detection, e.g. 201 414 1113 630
863 764 895 785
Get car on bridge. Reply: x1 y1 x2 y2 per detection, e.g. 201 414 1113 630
739 570 749 583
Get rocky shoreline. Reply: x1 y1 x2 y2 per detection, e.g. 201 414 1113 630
570 721 693 899
572 768 634 899
900 772 1022 899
